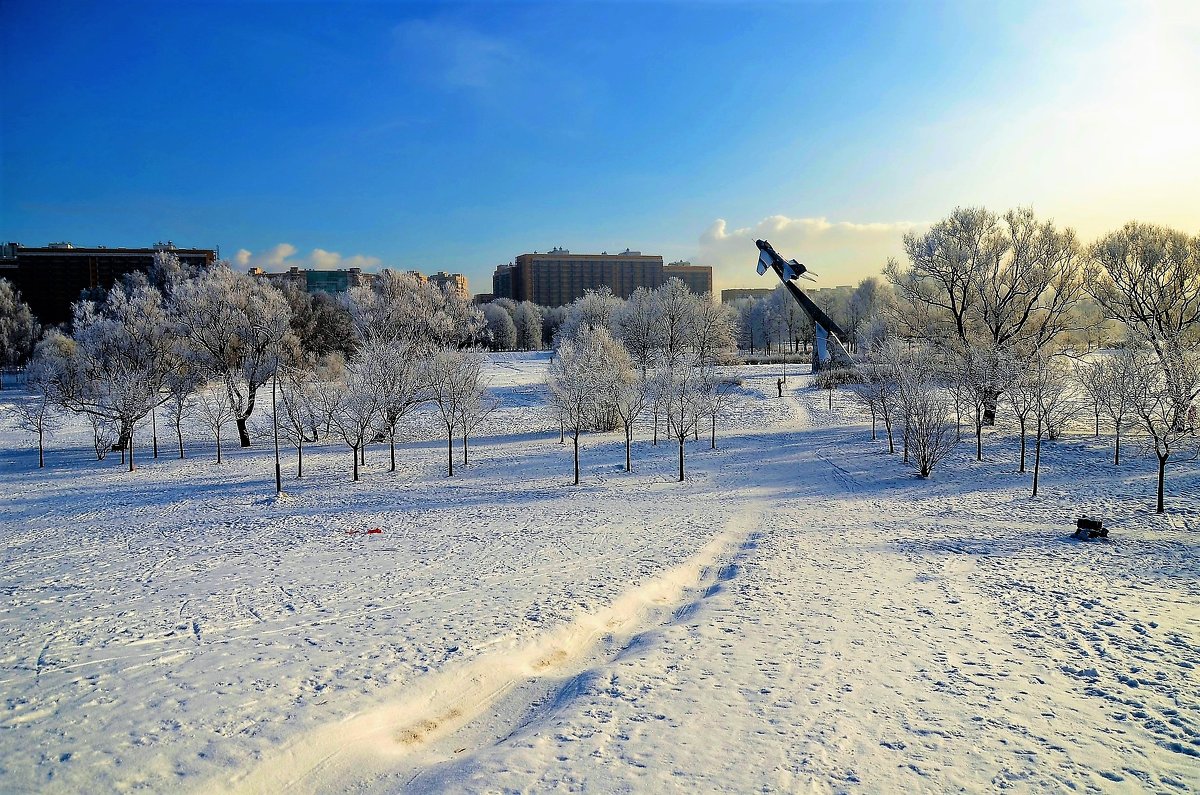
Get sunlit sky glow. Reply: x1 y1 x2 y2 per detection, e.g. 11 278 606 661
2 0 1197 295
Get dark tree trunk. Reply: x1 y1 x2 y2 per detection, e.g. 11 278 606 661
352 444 359 481
177 424 185 460
447 426 454 476
678 436 685 482
38 428 44 468
1018 419 1027 473
573 429 580 485
711 414 717 449
152 410 159 459
463 431 469 464
129 425 135 472
215 428 222 464
653 408 658 446
1156 453 1167 514
1032 425 1043 497
237 416 251 448
983 394 999 426
884 412 894 454
625 425 632 472
297 440 303 478
1094 409 1100 438
389 429 396 472
1114 430 1121 466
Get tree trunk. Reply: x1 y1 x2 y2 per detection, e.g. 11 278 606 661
884 413 894 454
975 411 983 461
678 436 685 482
870 408 877 441
711 414 717 449
653 408 658 446
152 409 159 459
1114 429 1121 466
360 443 365 465
177 424 185 460
390 429 397 472
1018 419 1027 473
1094 408 1100 438
1156 453 1167 514
1032 425 1043 497
297 440 304 478
38 427 44 468
463 430 469 464
447 426 454 476
216 428 222 464
129 425 135 472
573 429 580 485
237 415 251 448
625 425 632 472
352 445 359 481
982 394 999 426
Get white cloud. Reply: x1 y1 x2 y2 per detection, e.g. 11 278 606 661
696 215 925 294
234 244 383 272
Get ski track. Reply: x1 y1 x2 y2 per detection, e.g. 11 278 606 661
0 355 1197 793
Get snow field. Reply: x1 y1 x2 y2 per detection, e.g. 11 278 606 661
0 352 1197 793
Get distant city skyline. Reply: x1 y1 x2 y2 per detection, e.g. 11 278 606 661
3 1 1197 296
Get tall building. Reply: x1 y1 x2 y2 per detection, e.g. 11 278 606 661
428 271 469 300
492 248 713 306
248 266 373 293
0 241 216 326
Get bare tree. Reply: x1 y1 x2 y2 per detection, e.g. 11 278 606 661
275 364 323 477
612 372 649 471
426 347 486 477
194 388 236 464
893 353 958 478
451 354 495 465
329 354 385 481
1128 349 1200 513
657 365 705 481
5 358 59 467
547 327 626 484
615 287 659 374
1097 349 1139 465
1029 355 1079 497
163 363 203 460
697 366 739 450
1074 359 1108 438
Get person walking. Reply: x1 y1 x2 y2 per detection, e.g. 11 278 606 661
777 378 783 398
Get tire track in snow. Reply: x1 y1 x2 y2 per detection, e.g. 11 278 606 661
210 502 765 795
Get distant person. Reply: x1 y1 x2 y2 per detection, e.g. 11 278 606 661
777 378 783 398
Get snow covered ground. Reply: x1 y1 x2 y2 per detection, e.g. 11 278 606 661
1 351 1197 793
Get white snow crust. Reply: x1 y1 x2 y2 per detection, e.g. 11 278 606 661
1 352 1197 793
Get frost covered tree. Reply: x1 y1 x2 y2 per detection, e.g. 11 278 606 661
1028 354 1078 497
0 278 41 390
282 284 358 360
1085 222 1200 423
657 364 705 481
163 364 203 460
612 371 648 471
697 366 739 450
193 388 236 464
483 303 517 351
344 270 484 350
1127 350 1200 513
690 299 738 366
274 365 323 477
615 287 659 373
366 340 427 473
557 286 623 346
425 346 487 477
1074 359 1108 438
1096 350 1139 465
38 280 177 470
548 326 627 484
654 278 699 365
172 264 295 447
5 358 59 467
893 353 958 478
450 354 494 465
512 301 543 351
330 353 385 481
887 207 1083 424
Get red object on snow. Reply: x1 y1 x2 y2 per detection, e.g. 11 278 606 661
367 528 383 535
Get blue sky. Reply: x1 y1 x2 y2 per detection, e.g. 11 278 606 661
2 0 1197 293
